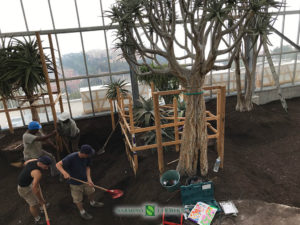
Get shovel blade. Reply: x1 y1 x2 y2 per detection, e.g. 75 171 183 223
106 189 124 199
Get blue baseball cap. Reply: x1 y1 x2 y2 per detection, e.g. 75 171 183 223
38 156 52 165
80 145 95 156
28 121 42 130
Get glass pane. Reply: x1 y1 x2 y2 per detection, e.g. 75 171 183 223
100 0 117 25
50 0 78 29
0 0 26 33
58 33 86 77
23 0 52 30
294 53 300 83
286 0 300 9
268 16 283 51
76 0 102 27
283 14 299 45
279 60 294 84
66 79 91 118
82 31 109 74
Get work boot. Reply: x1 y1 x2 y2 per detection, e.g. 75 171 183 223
90 201 104 208
80 211 93 220
34 217 46 225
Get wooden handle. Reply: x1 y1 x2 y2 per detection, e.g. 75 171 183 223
70 177 108 192
39 185 50 224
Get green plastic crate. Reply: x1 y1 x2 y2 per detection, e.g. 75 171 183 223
180 181 221 211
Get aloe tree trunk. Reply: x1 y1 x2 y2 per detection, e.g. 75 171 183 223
176 75 207 176
234 50 245 111
24 90 40 122
262 36 288 111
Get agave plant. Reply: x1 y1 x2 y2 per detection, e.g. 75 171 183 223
105 79 129 99
0 38 53 121
134 96 175 148
133 96 155 127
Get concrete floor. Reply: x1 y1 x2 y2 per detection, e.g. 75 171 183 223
215 200 300 225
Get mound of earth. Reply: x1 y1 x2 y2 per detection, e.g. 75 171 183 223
0 96 299 225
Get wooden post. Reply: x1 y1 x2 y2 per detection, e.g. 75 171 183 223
153 92 165 174
109 99 115 130
2 99 14 134
116 88 121 112
150 82 155 94
36 32 61 158
128 96 135 132
120 91 125 116
217 86 226 168
48 34 64 113
173 97 179 152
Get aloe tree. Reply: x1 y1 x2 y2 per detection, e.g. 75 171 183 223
232 1 291 112
0 38 53 121
110 0 279 176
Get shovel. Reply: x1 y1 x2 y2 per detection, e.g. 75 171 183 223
97 120 120 155
70 177 123 199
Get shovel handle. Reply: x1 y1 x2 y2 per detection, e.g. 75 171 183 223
69 177 108 192
39 185 50 225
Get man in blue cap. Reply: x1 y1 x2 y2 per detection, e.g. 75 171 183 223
56 144 103 220
17 156 52 225
23 121 58 176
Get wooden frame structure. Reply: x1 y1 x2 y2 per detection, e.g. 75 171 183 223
110 84 226 174
0 32 63 155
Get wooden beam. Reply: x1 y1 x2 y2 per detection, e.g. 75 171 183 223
153 89 182 96
207 122 217 134
173 97 180 152
153 92 165 174
54 92 62 104
109 99 115 130
48 34 64 113
36 32 61 158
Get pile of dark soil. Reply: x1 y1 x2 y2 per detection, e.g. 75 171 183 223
0 96 299 225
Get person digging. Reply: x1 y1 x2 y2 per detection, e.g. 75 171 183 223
17 156 52 225
57 112 80 153
56 144 104 220
23 121 59 177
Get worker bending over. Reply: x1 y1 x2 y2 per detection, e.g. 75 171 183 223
56 144 103 220
17 156 52 225
57 112 80 152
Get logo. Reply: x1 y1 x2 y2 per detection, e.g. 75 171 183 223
114 204 184 218
145 205 155 216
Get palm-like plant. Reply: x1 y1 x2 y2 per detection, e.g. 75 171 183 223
0 38 53 121
105 79 129 99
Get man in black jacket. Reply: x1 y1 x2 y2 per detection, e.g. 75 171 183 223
17 156 52 224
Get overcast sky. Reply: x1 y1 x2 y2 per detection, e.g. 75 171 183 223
0 0 299 54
